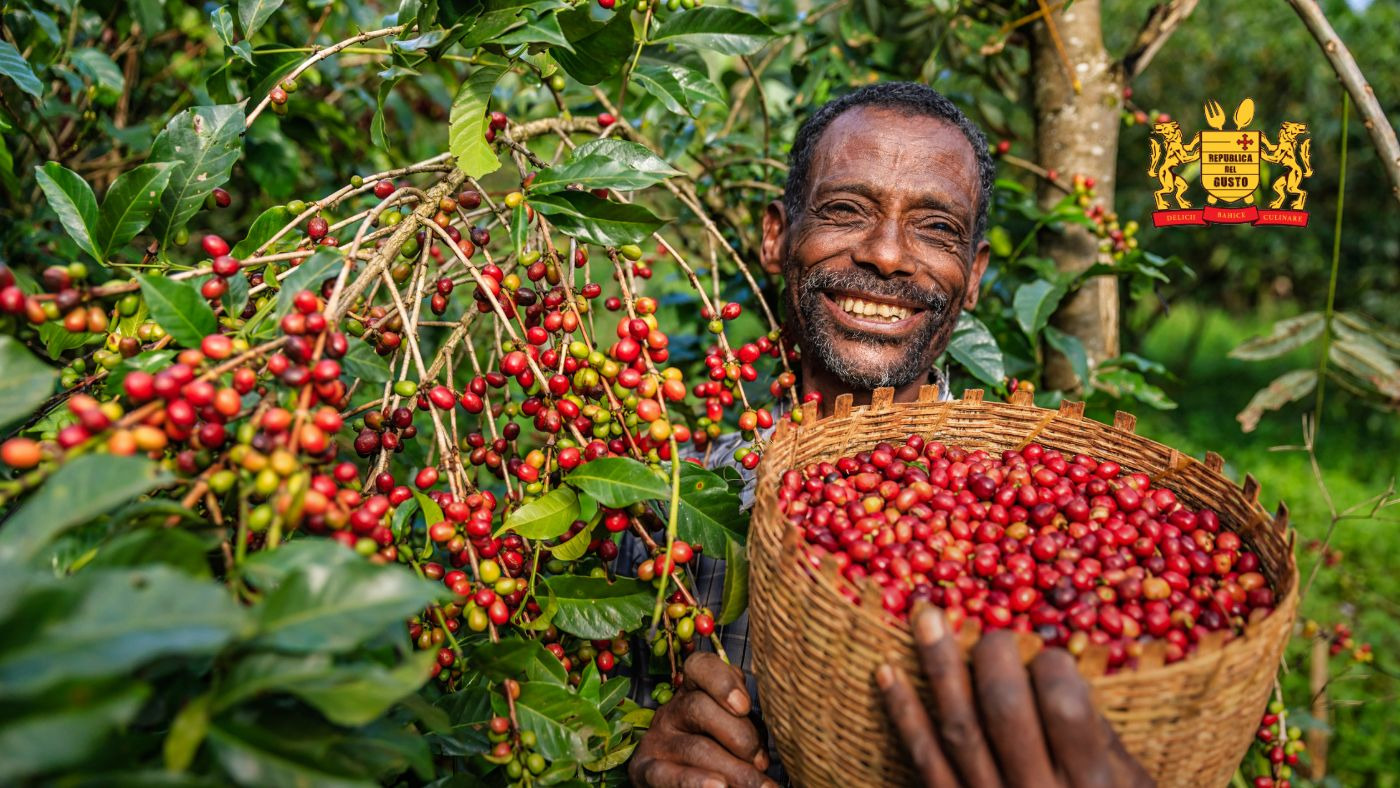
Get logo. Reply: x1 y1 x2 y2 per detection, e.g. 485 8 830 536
1149 98 1312 228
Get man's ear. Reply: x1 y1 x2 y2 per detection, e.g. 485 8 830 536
962 240 992 311
760 201 787 276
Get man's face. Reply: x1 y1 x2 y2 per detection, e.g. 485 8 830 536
761 106 990 391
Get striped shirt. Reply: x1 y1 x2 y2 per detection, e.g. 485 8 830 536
623 371 952 781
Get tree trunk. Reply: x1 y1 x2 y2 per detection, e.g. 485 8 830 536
1031 0 1122 392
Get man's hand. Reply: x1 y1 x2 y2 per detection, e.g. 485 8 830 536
629 652 776 788
877 607 1155 788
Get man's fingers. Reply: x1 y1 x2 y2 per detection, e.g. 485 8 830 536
637 758 729 788
682 652 750 715
912 607 1001 788
1027 649 1116 788
671 690 765 762
970 631 1058 788
669 733 777 788
876 663 960 787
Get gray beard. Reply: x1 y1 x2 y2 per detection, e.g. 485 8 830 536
789 263 957 391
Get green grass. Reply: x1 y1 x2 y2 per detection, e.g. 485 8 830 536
1114 302 1399 786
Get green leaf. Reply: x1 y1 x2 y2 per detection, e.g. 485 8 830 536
947 312 1005 386
553 6 634 85
551 524 593 562
71 48 125 98
0 684 149 783
138 273 217 348
565 456 669 507
164 692 213 772
238 0 284 40
469 638 568 686
212 5 238 48
640 60 724 108
671 463 747 555
0 40 43 98
530 191 666 248
0 455 170 565
1013 280 1068 339
0 336 58 432
718 537 749 625
1094 367 1177 411
649 7 776 55
1043 325 1089 389
207 717 377 788
448 62 507 180
231 205 292 258
149 104 246 249
631 65 691 116
34 161 101 261
274 248 345 319
96 163 175 259
511 682 608 762
1236 369 1317 433
512 202 529 257
218 651 434 726
545 575 653 640
253 552 441 653
530 140 681 195
500 486 580 539
496 10 573 50
86 527 214 577
0 566 246 696
342 340 391 383
241 538 362 591
1229 312 1324 361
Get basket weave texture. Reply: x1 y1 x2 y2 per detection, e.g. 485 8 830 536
747 385 1298 788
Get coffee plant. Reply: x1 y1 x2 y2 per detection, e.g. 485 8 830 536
0 1 1187 784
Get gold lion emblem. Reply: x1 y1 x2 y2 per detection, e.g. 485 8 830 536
1262 121 1313 209
1148 121 1201 210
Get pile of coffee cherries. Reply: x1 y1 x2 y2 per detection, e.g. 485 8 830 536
777 435 1278 671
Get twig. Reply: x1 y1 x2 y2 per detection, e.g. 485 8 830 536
1120 0 1200 81
1284 0 1400 206
245 26 407 128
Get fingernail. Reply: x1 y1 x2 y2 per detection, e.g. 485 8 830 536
727 689 747 713
915 607 946 646
755 751 770 771
875 664 894 688
762 780 780 788
702 779 724 788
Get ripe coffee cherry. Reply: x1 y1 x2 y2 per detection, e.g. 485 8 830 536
597 111 616 127
373 179 396 199
1 437 42 468
202 235 230 257
212 255 241 277
307 216 329 240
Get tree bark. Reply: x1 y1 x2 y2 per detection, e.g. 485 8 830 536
1031 0 1122 392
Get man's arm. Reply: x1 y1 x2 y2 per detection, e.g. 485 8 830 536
629 652 775 788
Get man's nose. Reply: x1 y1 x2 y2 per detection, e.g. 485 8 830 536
855 215 914 279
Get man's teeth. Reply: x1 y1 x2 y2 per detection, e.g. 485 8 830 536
838 296 912 322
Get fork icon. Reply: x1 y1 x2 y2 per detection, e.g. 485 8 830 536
1204 100 1226 130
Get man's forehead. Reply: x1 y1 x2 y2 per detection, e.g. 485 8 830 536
807 105 979 211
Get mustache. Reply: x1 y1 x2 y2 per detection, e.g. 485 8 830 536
796 266 953 316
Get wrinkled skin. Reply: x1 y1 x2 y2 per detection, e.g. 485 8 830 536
760 105 990 412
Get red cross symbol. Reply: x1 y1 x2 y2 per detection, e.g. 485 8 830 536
1237 134 1253 150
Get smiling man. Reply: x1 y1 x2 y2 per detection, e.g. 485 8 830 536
628 83 1152 788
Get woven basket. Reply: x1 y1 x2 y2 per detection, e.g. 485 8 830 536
748 385 1298 788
